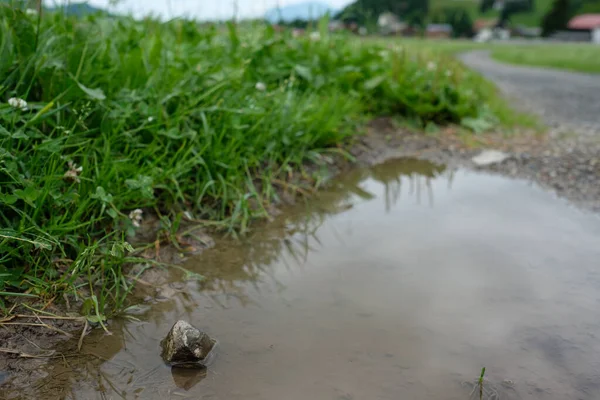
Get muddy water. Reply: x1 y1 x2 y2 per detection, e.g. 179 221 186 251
17 159 600 399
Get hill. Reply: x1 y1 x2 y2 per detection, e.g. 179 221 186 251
264 1 335 23
54 2 105 16
430 0 554 27
0 0 106 16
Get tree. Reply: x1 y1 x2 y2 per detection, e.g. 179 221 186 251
337 0 429 26
578 0 600 13
447 8 474 37
430 7 474 37
541 0 572 36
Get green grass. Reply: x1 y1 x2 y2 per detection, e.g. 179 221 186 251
0 7 530 319
380 38 484 55
376 37 600 74
490 43 600 74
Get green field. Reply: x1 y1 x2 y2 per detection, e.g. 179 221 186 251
0 8 530 318
491 43 600 74
381 38 600 74
430 0 555 27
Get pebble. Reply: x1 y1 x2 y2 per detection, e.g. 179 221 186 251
472 150 510 166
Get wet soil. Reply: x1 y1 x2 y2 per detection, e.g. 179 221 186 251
2 153 600 399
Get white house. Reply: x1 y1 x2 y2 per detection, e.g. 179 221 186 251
567 14 600 44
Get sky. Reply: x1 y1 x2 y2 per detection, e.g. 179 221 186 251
44 0 355 20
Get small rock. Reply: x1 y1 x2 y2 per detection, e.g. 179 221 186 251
161 320 217 368
472 150 510 166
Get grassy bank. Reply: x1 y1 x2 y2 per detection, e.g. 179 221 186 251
0 7 525 319
490 43 600 74
370 37 483 55
380 38 600 74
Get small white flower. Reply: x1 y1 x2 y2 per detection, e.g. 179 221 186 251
426 61 437 71
255 82 266 91
64 161 83 183
57 126 72 135
147 116 154 122
8 97 28 111
445 70 453 77
309 31 321 41
25 8 37 16
128 209 143 228
292 29 302 38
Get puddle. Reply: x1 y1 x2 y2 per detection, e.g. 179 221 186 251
10 158 600 399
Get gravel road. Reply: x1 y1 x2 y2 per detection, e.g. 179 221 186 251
459 51 600 140
454 51 600 211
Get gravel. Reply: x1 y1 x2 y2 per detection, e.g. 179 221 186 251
359 117 600 213
459 51 600 140
433 51 600 211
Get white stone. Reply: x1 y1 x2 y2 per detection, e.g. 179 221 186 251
472 150 510 166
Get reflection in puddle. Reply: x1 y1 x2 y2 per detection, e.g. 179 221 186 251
171 367 207 391
12 158 600 400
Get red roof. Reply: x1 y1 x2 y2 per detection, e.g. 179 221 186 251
473 19 496 31
568 14 600 30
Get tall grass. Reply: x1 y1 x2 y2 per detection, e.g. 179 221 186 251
0 7 522 316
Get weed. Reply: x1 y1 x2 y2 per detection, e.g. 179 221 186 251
479 367 486 400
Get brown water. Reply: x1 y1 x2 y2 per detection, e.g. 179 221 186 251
15 159 600 399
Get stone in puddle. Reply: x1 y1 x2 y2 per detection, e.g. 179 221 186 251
472 150 510 166
161 320 217 368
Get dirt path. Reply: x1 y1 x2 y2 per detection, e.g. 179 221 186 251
459 50 600 140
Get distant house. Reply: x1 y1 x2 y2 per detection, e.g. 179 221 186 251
512 25 541 38
426 24 452 39
328 20 360 34
328 20 344 31
272 24 286 33
473 19 497 34
474 26 510 42
473 17 518 42
567 14 600 44
292 28 306 38
377 12 406 36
